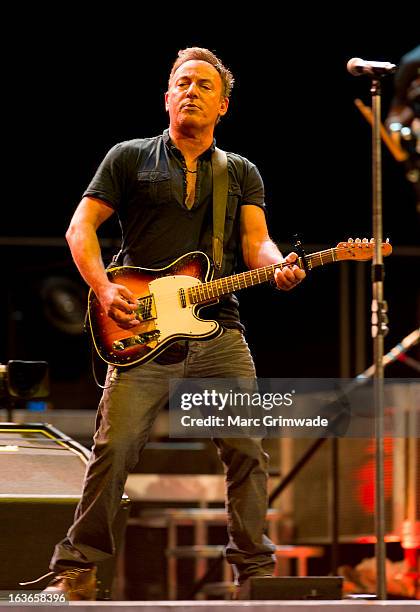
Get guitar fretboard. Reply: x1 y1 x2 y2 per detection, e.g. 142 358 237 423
187 248 337 304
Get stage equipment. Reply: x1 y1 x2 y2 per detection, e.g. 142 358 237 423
0 423 129 600
0 361 49 400
0 360 49 422
241 576 343 600
40 276 86 335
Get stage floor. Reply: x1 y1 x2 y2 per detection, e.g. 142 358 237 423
9 600 420 611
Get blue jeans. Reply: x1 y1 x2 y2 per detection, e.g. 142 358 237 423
50 329 276 583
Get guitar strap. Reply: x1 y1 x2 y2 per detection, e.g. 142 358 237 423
211 147 228 271
110 249 123 267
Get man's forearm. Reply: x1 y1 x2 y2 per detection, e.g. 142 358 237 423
243 235 284 269
66 223 110 296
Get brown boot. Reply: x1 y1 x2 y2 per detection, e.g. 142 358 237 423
43 567 97 601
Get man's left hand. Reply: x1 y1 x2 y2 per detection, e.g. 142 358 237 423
274 252 306 291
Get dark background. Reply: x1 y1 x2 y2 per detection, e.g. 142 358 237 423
2 16 419 410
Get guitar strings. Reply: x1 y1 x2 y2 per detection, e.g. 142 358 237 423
128 246 379 307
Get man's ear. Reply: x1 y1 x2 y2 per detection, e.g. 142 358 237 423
219 97 229 117
164 91 169 112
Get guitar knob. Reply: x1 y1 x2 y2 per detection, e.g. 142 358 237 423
362 238 368 244
348 237 354 243
370 238 375 243
355 238 361 244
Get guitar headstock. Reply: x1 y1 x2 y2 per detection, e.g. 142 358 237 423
335 238 392 261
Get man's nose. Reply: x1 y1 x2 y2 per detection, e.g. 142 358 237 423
186 82 199 96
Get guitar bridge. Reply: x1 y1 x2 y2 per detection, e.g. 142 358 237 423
135 295 157 321
112 330 161 351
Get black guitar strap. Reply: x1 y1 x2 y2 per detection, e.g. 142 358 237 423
212 147 228 271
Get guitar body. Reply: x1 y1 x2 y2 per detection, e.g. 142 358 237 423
88 251 221 367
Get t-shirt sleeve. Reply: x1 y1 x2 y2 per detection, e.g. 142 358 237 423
83 143 128 210
241 161 266 211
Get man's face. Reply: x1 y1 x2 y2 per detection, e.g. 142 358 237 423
165 60 229 131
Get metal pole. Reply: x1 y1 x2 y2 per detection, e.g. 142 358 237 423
371 78 387 600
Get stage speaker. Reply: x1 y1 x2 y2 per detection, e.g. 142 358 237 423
0 422 129 599
243 576 343 600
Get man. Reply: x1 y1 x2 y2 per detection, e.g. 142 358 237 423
385 45 420 214
38 47 305 600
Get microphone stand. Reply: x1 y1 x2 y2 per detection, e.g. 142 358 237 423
370 76 388 601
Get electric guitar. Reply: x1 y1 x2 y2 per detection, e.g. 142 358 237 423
88 238 392 367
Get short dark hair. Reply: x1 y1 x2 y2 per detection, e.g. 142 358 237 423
169 47 235 98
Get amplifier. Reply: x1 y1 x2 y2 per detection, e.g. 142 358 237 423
0 422 129 599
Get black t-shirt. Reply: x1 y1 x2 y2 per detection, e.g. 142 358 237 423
84 129 266 330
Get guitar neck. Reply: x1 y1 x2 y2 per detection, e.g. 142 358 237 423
188 248 338 304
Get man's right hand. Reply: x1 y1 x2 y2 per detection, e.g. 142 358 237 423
96 282 139 329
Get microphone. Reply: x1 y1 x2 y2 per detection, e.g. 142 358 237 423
347 57 397 77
